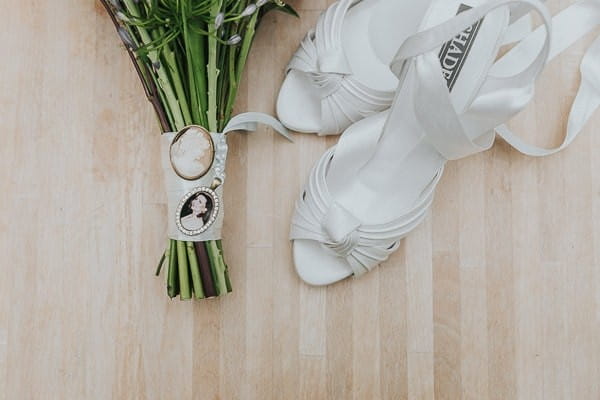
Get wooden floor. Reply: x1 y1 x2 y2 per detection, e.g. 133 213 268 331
2 0 600 398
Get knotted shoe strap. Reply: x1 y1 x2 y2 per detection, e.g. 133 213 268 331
290 147 443 277
286 0 394 135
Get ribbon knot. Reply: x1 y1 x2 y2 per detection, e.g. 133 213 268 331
308 47 352 98
309 71 345 98
322 202 361 257
318 47 353 75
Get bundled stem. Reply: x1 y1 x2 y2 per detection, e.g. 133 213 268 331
207 1 221 132
101 0 295 300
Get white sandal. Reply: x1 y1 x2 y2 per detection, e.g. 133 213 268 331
289 0 600 286
277 0 538 135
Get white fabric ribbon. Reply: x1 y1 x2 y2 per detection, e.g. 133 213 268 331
493 0 600 156
391 0 600 160
161 113 291 241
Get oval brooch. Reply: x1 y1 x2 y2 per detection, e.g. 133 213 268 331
176 187 220 236
169 125 215 181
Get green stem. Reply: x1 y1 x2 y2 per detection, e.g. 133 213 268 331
182 3 207 127
202 2 230 292
154 74 176 130
196 34 208 126
224 12 258 124
186 242 205 299
222 45 238 130
176 241 192 300
216 240 232 292
167 240 179 298
207 1 222 132
158 31 192 125
236 13 258 89
123 0 185 130
155 250 166 276
206 241 229 295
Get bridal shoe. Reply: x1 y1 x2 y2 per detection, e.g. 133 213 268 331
277 0 537 135
290 0 600 286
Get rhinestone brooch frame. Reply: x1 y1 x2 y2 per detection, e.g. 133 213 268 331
175 186 220 236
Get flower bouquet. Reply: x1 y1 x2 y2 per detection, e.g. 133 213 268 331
100 0 295 300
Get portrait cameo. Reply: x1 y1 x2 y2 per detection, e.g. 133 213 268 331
169 126 215 180
176 187 219 236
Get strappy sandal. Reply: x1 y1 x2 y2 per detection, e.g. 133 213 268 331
277 0 538 135
289 0 600 286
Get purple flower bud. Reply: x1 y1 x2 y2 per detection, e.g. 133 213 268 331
214 12 224 28
117 27 136 50
226 34 242 45
116 11 129 22
109 0 123 11
240 4 257 17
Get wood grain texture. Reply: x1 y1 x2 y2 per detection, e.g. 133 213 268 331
1 0 600 398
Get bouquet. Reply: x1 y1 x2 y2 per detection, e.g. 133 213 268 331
100 0 295 300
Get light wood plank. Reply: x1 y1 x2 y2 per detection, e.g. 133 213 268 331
1 0 599 399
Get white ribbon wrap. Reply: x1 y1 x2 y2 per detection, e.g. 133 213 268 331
161 112 291 241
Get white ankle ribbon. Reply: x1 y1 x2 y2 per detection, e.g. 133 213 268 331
161 113 291 241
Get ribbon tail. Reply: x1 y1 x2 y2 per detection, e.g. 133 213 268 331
221 112 294 142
